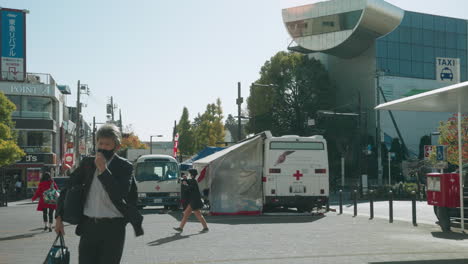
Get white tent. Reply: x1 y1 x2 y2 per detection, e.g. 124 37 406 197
193 133 268 215
375 81 468 231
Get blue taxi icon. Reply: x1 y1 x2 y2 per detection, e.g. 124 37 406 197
440 67 453 81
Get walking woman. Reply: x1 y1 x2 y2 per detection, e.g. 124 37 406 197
173 169 209 233
32 172 58 232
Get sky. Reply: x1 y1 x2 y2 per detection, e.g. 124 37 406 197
2 0 468 142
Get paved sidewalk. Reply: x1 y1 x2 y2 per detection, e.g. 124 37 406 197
1 200 468 264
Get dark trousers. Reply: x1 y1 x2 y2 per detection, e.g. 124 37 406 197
42 208 54 223
79 217 126 264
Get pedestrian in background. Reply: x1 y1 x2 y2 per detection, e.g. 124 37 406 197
173 168 209 233
14 177 22 200
55 124 143 264
32 172 58 232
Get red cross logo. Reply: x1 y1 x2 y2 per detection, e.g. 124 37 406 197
155 185 160 191
293 170 303 181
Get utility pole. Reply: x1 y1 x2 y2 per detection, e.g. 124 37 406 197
119 109 123 134
236 82 243 142
93 116 96 154
375 71 383 185
111 96 114 121
75 80 81 165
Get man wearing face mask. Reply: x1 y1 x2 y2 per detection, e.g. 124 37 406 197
54 124 143 264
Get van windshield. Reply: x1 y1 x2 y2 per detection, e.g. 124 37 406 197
135 161 179 182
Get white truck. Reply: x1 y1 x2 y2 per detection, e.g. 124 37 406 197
193 131 329 214
134 154 180 210
262 134 329 212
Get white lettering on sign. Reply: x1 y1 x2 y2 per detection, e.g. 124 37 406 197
8 18 16 57
9 85 51 95
25 155 38 162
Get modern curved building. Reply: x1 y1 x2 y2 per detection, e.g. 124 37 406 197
283 0 468 184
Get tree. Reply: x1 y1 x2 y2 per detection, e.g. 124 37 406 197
193 99 225 152
247 51 335 136
436 113 468 165
0 92 25 167
120 133 147 150
176 107 195 156
225 114 246 143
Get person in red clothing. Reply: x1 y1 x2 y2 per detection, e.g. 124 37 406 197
32 172 58 232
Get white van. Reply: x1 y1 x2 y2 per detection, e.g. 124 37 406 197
193 131 329 214
134 154 180 210
263 135 329 212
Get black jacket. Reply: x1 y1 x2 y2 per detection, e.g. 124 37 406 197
56 155 144 237
181 178 204 210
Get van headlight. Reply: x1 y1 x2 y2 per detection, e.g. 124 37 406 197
169 192 180 197
138 193 147 198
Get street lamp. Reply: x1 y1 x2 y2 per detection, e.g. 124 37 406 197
149 135 163 154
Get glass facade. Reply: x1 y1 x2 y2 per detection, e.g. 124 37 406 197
376 12 467 81
286 10 363 38
8 95 54 119
17 131 53 153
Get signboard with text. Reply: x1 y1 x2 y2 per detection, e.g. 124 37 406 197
26 168 41 189
436 57 460 84
0 9 26 82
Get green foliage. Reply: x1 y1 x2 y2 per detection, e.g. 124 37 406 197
434 113 468 165
176 99 226 155
0 92 24 167
177 107 195 156
225 114 246 143
193 99 225 151
246 51 335 136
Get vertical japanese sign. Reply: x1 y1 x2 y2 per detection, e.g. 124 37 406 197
173 133 179 159
1 9 26 82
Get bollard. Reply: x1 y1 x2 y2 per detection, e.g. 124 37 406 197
339 190 343 215
389 190 393 223
369 190 374 220
412 191 417 226
353 189 357 217
326 197 330 212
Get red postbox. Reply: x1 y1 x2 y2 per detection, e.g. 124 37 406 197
426 173 460 208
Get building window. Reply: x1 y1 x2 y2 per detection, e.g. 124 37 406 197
457 35 467 50
422 14 434 30
286 10 363 38
423 47 434 63
399 60 412 77
7 95 21 117
423 30 434 46
423 63 435 79
21 96 53 119
17 131 53 153
388 42 400 59
388 59 400 75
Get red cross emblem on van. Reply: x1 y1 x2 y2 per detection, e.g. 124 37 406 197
155 185 160 191
293 170 303 181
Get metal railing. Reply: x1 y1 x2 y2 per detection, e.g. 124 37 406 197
1 71 56 86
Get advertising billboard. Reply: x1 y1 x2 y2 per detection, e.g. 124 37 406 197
0 9 26 82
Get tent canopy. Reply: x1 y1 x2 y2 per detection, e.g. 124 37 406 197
194 135 262 167
180 146 225 171
375 81 468 112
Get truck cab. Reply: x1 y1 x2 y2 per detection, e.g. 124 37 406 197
134 154 180 210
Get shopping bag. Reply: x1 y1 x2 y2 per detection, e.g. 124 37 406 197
43 182 60 204
43 234 70 264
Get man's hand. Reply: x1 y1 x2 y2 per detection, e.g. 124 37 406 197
55 217 65 235
95 152 107 174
